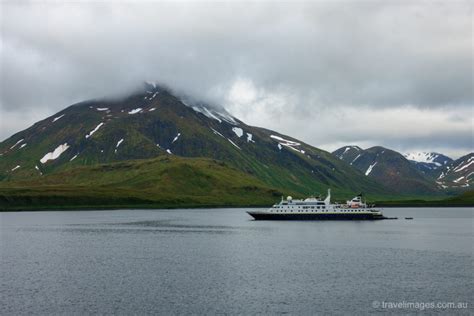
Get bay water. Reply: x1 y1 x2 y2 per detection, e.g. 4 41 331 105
1 207 472 314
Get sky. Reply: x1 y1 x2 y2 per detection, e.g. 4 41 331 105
1 0 472 158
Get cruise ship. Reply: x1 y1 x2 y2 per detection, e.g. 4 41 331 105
247 190 387 220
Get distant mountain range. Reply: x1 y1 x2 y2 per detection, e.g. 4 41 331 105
0 82 472 209
333 146 473 193
333 146 438 194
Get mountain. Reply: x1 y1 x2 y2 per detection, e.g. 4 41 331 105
435 153 473 189
332 146 439 195
0 82 389 207
404 152 452 174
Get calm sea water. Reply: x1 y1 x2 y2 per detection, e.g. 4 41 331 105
1 208 472 314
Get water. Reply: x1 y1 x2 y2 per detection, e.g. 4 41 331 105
1 208 472 314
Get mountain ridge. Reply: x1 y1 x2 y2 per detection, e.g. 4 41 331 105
333 145 473 193
0 83 389 201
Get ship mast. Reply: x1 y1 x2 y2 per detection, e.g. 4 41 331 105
324 189 331 206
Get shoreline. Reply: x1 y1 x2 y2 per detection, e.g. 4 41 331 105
1 203 473 212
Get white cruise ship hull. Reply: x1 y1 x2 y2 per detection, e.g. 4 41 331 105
247 211 387 220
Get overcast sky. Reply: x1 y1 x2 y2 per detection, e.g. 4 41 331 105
1 0 472 158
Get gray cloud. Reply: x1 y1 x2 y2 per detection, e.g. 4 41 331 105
1 1 472 158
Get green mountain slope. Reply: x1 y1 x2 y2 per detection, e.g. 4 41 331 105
0 83 388 198
0 156 286 210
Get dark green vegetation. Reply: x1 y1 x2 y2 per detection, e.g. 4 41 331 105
1 83 472 210
0 156 286 211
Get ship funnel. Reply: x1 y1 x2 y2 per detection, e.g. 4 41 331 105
324 189 331 205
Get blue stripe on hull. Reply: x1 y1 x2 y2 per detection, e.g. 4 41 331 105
247 212 386 220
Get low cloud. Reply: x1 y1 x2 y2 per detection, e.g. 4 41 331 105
1 1 472 158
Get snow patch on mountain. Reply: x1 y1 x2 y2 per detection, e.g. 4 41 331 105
128 108 142 115
232 127 243 138
350 154 361 165
227 139 241 150
115 138 123 148
246 133 255 143
340 147 351 158
10 139 24 150
270 135 300 146
211 128 225 138
11 165 20 172
436 181 448 189
19 143 27 149
145 92 159 101
201 107 222 123
85 122 104 139
270 135 304 154
279 142 305 154
404 152 447 166
218 112 238 125
116 139 124 148
40 143 70 164
337 146 361 159
70 154 78 161
114 138 124 154
172 133 181 143
365 162 377 176
35 165 42 175
96 108 109 111
453 176 464 183
188 103 238 125
52 114 65 122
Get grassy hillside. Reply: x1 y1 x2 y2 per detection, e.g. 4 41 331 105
3 154 453 211
0 156 287 211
